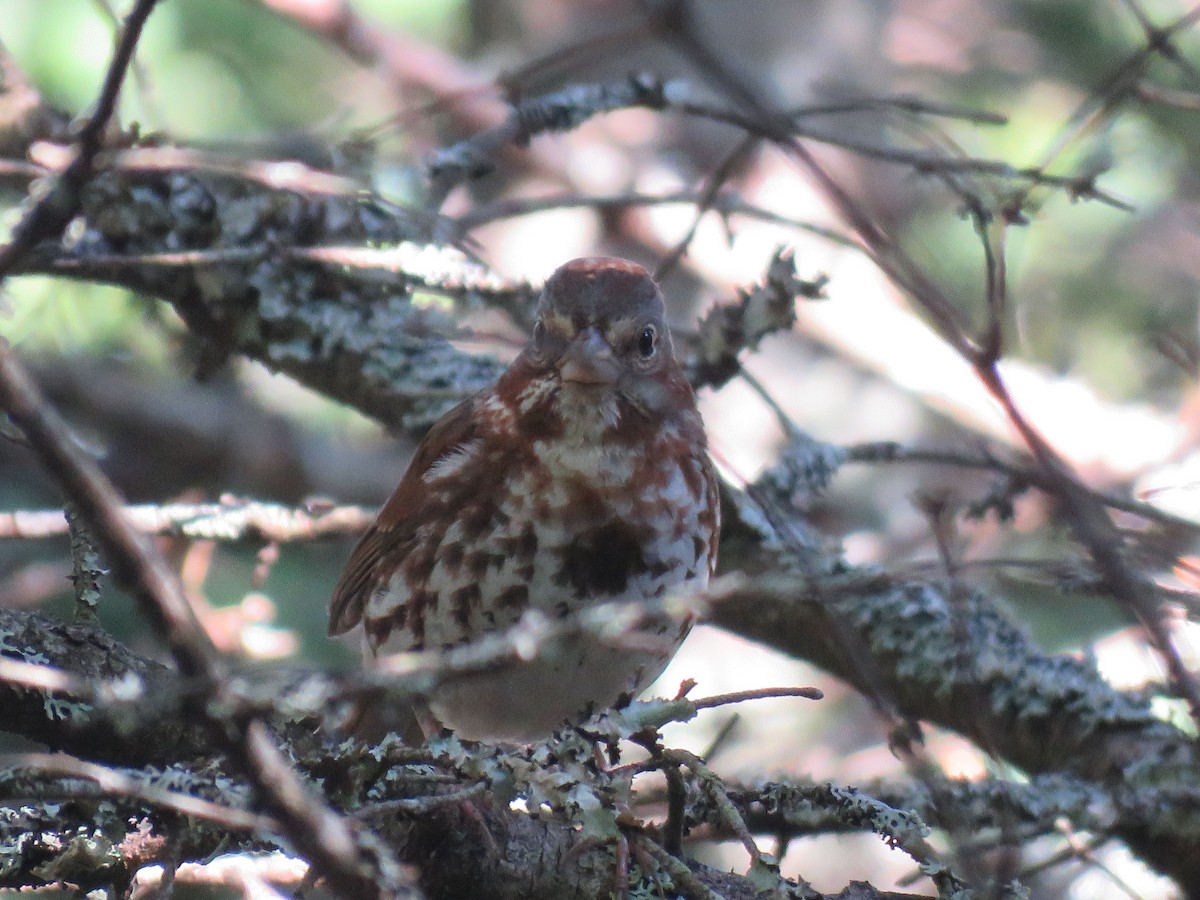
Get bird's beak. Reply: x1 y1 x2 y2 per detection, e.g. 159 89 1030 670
557 327 621 386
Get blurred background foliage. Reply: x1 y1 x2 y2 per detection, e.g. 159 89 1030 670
3 2 1200 894
2 0 1197 383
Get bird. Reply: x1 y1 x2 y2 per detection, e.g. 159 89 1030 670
329 257 719 742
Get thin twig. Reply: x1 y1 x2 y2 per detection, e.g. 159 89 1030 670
842 441 1200 531
649 7 1200 726
0 340 410 900
632 835 727 900
0 498 375 543
663 747 793 893
454 188 858 248
655 134 759 281
0 752 273 832
690 686 823 710
355 782 488 818
0 0 162 278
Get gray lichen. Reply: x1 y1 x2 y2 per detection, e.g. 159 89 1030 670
757 781 930 856
837 583 1163 735
688 247 827 389
65 503 105 620
26 166 519 435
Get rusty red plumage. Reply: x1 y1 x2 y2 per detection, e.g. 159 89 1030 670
330 257 719 741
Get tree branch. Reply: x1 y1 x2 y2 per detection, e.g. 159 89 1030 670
0 341 411 899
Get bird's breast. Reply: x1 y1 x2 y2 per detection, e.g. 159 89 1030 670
365 401 715 658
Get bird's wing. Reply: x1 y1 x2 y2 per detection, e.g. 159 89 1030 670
328 395 481 636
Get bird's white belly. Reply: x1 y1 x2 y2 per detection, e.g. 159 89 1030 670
428 604 696 742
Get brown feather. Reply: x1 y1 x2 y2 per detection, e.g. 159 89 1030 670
326 257 721 741
328 395 481 635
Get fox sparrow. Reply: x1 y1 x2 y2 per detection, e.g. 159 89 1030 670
329 257 719 741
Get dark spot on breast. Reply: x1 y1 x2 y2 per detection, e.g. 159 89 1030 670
407 589 436 648
520 405 566 442
647 558 677 578
364 615 394 650
496 584 528 610
692 535 706 564
679 456 705 505
501 524 538 559
441 542 464 572
405 545 437 586
556 520 647 598
450 585 481 631
667 518 687 541
567 483 610 523
465 551 491 580
461 498 500 542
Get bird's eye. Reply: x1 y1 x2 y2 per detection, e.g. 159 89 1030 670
532 320 546 348
637 325 656 359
